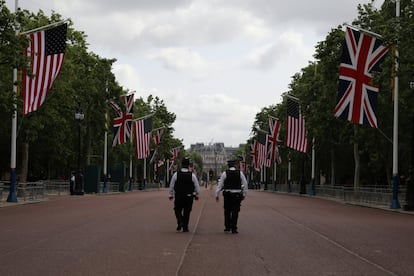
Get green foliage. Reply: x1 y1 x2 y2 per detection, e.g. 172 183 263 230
0 6 180 180
250 1 414 186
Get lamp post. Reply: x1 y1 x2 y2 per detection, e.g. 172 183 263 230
74 101 84 195
405 79 414 210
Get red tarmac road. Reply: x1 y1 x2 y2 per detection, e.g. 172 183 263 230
0 189 413 276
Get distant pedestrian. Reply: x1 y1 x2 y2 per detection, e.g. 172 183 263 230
70 172 75 195
169 158 200 232
215 159 248 234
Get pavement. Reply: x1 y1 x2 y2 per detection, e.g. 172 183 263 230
1 189 414 275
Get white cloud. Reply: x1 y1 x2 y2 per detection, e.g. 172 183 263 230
147 47 210 80
112 63 142 92
5 0 385 149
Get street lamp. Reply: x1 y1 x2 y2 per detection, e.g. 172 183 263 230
74 101 84 195
405 78 414 210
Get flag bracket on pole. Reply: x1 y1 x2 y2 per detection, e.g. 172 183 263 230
342 23 383 39
20 18 71 35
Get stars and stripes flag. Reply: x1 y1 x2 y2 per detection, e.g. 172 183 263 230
286 97 308 153
334 26 389 128
23 23 67 115
110 94 134 147
133 116 153 159
265 116 281 167
257 130 268 168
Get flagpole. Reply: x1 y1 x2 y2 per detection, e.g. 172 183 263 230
7 0 19 203
129 155 133 191
143 158 147 190
273 161 277 191
102 83 108 193
288 157 292 193
133 113 155 121
167 159 170 187
391 0 401 209
310 137 316 195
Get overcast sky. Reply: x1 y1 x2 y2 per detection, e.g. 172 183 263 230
6 0 384 149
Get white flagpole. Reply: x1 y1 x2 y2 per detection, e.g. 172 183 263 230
7 0 19 203
391 0 401 209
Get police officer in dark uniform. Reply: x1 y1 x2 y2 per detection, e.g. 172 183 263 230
169 158 200 232
215 159 248 234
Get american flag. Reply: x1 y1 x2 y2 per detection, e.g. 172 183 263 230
110 94 134 147
153 127 164 146
266 116 281 167
134 116 153 159
286 97 308 153
23 23 67 114
334 26 388 128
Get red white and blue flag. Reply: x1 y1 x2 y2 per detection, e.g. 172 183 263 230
239 152 247 175
257 130 268 168
169 147 180 171
286 97 308 153
134 116 153 159
23 23 67 114
265 116 281 167
110 94 134 147
153 127 164 146
250 141 259 171
334 26 388 128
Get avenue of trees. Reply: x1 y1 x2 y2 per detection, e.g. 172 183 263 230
247 0 414 188
0 1 186 182
2 0 414 188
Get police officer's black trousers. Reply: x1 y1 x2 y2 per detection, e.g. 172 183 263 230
223 193 242 231
174 195 194 230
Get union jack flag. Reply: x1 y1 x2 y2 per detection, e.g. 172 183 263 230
169 147 180 171
153 127 164 146
265 116 281 167
250 141 259 171
334 26 389 128
110 94 134 147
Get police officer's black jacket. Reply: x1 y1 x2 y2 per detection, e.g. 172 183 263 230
223 169 242 190
174 171 194 195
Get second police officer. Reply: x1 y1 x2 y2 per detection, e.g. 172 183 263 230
169 158 200 232
215 159 248 234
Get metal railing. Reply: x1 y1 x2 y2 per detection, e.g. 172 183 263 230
264 182 407 208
